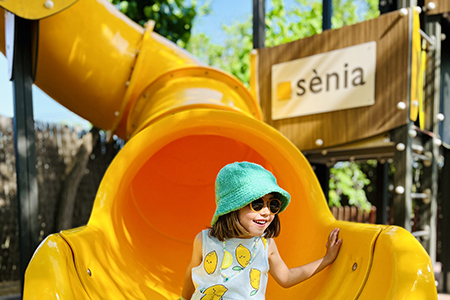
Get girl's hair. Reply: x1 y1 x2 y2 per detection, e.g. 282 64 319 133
209 210 281 242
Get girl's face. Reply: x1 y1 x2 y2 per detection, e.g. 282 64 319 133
238 194 276 238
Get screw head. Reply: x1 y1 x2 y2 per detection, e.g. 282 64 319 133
44 0 54 9
427 2 436 10
396 143 406 151
408 129 417 138
352 263 358 271
395 186 405 195
399 8 409 17
397 101 406 110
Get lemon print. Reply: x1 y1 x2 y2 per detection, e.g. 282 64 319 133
250 268 261 296
235 244 251 269
221 250 232 270
204 251 218 275
261 237 267 250
200 284 228 300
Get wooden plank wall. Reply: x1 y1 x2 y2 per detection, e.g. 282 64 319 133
425 0 450 15
258 9 412 151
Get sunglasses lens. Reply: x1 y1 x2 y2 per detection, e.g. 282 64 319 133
270 200 281 214
251 199 264 211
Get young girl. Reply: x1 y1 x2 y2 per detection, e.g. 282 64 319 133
181 161 342 300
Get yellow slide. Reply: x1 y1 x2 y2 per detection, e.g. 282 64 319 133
0 0 437 299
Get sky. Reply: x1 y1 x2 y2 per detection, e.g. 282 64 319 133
0 0 296 129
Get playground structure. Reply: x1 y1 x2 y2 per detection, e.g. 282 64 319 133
0 0 444 299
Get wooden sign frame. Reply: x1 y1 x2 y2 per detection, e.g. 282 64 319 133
256 9 418 151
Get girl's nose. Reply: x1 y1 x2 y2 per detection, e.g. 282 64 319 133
260 205 271 216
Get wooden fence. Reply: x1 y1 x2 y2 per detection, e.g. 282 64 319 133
0 116 123 285
331 205 377 224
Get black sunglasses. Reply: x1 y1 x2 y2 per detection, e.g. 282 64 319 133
249 198 282 214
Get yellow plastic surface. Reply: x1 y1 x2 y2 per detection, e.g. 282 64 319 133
359 226 437 299
419 44 427 130
0 1 437 299
410 8 420 122
127 66 262 138
23 234 89 300
24 109 437 299
0 0 78 20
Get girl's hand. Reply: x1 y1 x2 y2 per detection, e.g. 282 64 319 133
324 228 342 265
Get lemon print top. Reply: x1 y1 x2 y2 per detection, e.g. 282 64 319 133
191 230 269 300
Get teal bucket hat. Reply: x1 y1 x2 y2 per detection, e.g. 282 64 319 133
211 161 291 226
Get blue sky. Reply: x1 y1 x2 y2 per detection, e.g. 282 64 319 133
0 0 294 128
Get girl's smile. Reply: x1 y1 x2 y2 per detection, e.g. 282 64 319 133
238 194 275 237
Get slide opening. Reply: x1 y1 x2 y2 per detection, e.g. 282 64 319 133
81 110 336 299
130 134 269 243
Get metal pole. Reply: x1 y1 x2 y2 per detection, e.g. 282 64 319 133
421 18 441 267
441 148 450 293
9 15 40 293
393 125 413 231
322 0 332 31
252 0 265 49
440 16 450 294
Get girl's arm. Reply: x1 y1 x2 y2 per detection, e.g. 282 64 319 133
268 228 342 288
181 232 203 299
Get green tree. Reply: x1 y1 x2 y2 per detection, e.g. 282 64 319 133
108 0 205 47
187 0 379 85
329 161 372 211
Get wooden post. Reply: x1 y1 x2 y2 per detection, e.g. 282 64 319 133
397 0 418 7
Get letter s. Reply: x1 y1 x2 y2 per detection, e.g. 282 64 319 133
297 79 306 96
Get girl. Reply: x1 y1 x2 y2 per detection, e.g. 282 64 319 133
181 161 342 300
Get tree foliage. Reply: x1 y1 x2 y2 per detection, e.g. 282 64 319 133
187 0 379 85
186 0 379 210
108 0 201 47
329 161 372 211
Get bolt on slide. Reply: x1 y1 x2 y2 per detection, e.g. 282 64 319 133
0 0 437 299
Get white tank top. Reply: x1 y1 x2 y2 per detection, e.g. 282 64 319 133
191 229 269 300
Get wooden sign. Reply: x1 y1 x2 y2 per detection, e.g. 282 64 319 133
257 9 419 151
271 41 377 120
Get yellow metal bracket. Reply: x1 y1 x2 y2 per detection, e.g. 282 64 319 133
0 0 79 20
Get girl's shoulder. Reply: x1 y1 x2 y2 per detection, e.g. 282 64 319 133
195 231 203 240
266 237 277 256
